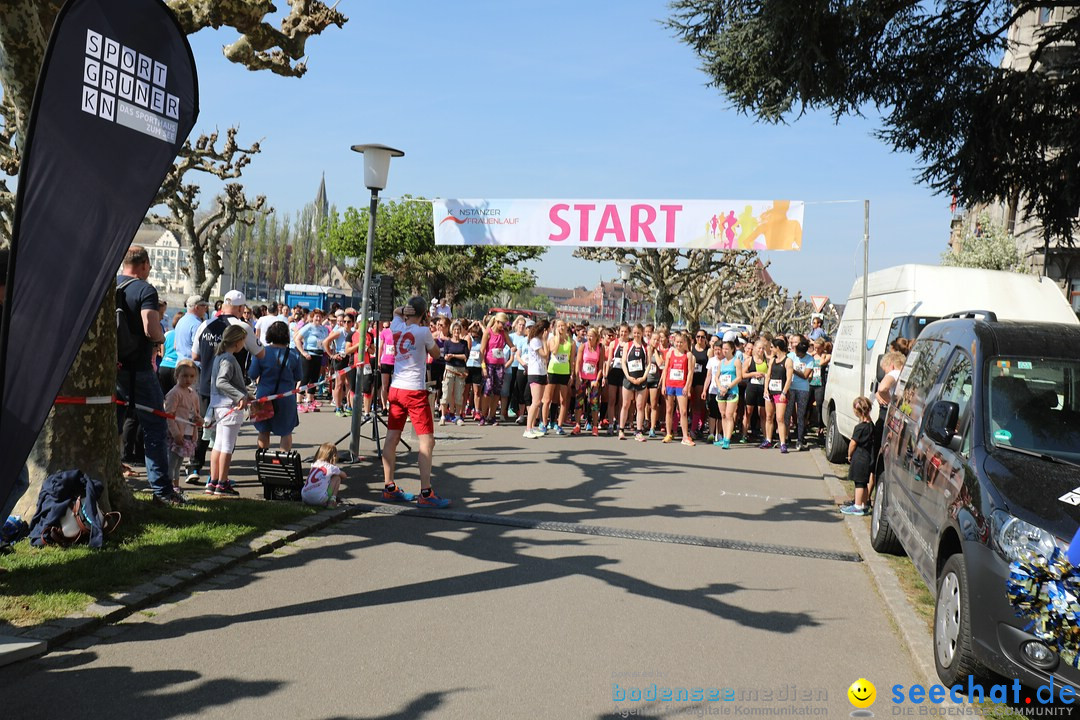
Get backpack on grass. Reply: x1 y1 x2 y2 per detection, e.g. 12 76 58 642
28 470 121 548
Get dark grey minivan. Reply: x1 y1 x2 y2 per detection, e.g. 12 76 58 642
870 312 1080 688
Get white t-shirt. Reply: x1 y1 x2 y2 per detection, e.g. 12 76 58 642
706 357 722 395
389 316 436 392
527 337 545 375
254 314 278 345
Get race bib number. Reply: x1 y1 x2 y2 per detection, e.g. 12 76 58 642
670 368 685 382
583 362 597 375
556 353 569 365
769 379 783 392
794 362 805 373
750 377 764 385
812 367 822 381
468 350 480 362
612 357 622 369
719 375 733 389
363 365 373 375
627 359 644 373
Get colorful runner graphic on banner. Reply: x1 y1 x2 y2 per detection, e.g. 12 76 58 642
433 199 804 250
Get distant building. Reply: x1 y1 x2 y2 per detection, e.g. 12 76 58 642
951 7 1080 312
552 280 650 325
122 226 232 302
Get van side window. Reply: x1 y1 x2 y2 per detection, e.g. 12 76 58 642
940 352 974 450
896 340 950 419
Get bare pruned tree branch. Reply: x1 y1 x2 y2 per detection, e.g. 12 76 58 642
146 126 270 297
167 0 347 78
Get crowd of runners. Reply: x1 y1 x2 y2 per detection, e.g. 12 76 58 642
118 245 838 509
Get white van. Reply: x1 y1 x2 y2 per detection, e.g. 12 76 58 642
821 264 1078 462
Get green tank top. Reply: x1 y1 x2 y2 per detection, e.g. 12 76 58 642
548 338 573 374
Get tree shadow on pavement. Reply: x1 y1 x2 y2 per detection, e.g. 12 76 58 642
0 650 285 720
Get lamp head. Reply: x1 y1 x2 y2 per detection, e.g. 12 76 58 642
350 143 405 190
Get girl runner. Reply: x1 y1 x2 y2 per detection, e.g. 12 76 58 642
465 321 484 421
690 329 710 438
440 320 469 426
702 341 723 443
523 319 550 438
323 313 355 417
544 320 575 435
741 339 769 443
604 323 629 430
762 337 794 453
645 329 667 438
573 327 606 435
661 332 695 446
377 320 395 412
293 307 329 411
479 312 511 425
619 324 649 441
709 340 743 448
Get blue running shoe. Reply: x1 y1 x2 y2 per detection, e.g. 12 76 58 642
382 485 416 502
722 438 730 449
555 425 567 436
417 490 451 508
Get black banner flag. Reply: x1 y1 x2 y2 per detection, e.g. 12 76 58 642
0 0 199 504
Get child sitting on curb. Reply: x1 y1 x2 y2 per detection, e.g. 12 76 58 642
303 443 346 508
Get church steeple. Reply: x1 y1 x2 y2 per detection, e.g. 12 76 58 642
312 173 329 233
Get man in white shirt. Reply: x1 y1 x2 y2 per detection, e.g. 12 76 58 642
381 296 450 508
434 298 452 319
254 301 282 345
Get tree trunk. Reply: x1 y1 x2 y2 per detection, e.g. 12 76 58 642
656 288 675 327
14 288 132 517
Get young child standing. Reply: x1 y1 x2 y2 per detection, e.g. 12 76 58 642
164 359 201 497
303 442 347 508
841 396 875 516
207 325 255 497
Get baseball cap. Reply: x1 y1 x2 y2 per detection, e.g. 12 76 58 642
186 294 209 309
223 290 246 306
722 330 738 343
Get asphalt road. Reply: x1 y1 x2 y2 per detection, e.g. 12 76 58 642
1 410 926 719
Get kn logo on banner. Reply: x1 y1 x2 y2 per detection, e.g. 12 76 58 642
82 29 180 143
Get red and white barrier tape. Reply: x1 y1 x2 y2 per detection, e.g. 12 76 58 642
53 363 365 428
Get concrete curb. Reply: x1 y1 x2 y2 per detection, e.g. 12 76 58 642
0 502 357 667
809 448 940 688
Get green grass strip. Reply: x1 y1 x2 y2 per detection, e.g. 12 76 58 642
0 493 316 626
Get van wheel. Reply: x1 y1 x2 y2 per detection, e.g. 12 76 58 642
934 554 982 686
825 411 847 463
870 476 904 555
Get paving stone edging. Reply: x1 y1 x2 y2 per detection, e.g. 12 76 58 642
810 448 939 688
0 502 361 666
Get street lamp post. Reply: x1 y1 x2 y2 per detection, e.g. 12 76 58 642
348 143 404 460
616 261 632 324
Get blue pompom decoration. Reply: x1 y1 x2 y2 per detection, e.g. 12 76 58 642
1007 548 1080 668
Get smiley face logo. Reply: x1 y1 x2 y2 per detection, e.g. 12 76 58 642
848 678 876 709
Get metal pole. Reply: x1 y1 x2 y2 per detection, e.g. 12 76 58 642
349 188 380 457
860 199 869 395
620 283 626 324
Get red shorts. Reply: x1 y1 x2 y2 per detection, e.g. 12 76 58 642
387 387 434 435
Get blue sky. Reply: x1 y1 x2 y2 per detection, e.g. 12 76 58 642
184 0 953 305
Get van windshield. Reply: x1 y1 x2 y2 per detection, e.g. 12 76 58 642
987 357 1080 462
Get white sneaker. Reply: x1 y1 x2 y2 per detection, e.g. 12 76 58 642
439 416 446 426
455 417 464 427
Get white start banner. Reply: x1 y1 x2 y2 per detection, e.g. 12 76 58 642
433 198 804 250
